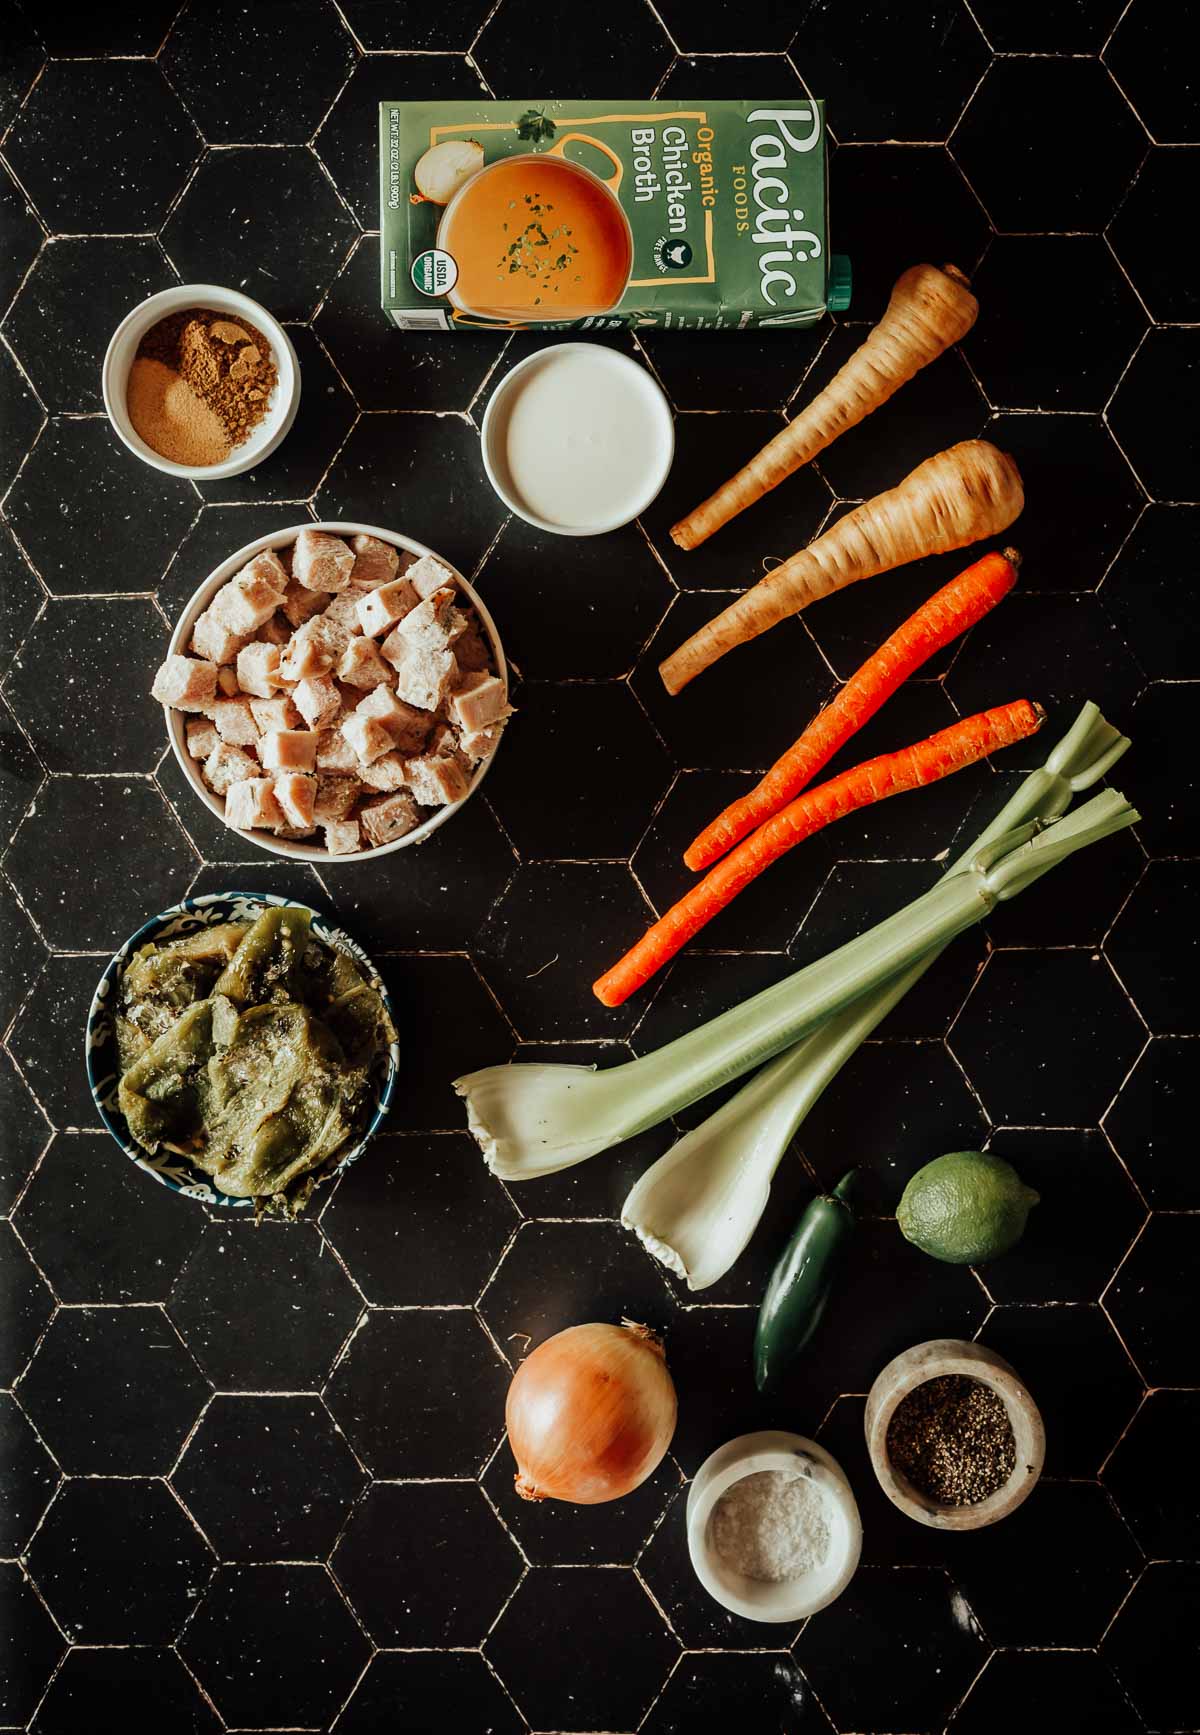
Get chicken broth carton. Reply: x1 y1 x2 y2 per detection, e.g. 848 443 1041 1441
379 100 850 331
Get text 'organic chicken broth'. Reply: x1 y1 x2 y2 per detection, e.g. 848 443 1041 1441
379 100 850 332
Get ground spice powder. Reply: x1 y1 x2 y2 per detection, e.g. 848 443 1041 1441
127 307 277 467
887 1374 1016 1506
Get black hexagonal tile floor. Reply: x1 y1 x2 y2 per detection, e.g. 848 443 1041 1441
1104 1036 1200 1208
953 58 1146 233
1101 504 1200 681
161 0 355 145
0 1219 53 1384
1105 1212 1196 1385
473 860 656 1040
5 954 104 1130
1107 861 1198 1034
0 701 42 849
0 1045 48 1213
173 1393 366 1562
376 954 511 1128
169 1222 362 1392
163 148 356 325
791 0 988 142
639 325 813 415
947 1649 1135 1735
17 1306 207 1475
645 1654 835 1734
6 777 195 952
316 237 506 413
187 860 329 910
1128 683 1200 857
0 1391 57 1556
336 1651 523 1735
484 1434 680 1567
0 337 43 497
977 1304 1141 1478
4 598 167 774
1109 327 1200 503
793 1567 986 1734
157 502 300 622
0 164 41 320
474 0 673 96
971 0 1125 50
323 1133 517 1306
486 1566 678 1733
336 0 494 48
180 1563 369 1730
324 1307 509 1477
1106 0 1199 143
1104 1388 1200 1559
1110 147 1200 323
0 1563 64 1728
332 1480 522 1645
655 5 799 51
2 238 177 415
817 1395 950 1568
0 6 42 139
36 3 178 55
1103 1562 1199 1735
29 1645 220 1734
26 1476 212 1643
950 951 1144 1127
984 824 1142 951
4 60 200 235
0 871 45 1039
0 524 43 687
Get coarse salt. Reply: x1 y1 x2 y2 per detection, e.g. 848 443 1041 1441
709 1469 831 1583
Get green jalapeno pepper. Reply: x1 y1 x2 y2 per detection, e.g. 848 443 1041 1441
753 1169 858 1392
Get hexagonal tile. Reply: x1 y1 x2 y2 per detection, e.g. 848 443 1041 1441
483 1434 680 1567
1106 0 1199 143
486 1566 677 1732
816 1395 949 1568
324 1308 508 1477
5 954 105 1130
26 1477 212 1643
640 326 812 415
633 591 834 769
6 778 195 952
473 860 658 1041
1105 1389 1199 1559
977 1305 1141 1477
180 1563 368 1730
984 825 1143 951
1105 1212 1196 1384
950 952 1144 1127
658 4 800 49
173 1394 366 1562
968 238 1146 413
1109 327 1200 502
2 238 177 415
0 522 43 687
0 1045 48 1212
157 502 296 622
0 876 45 1038
474 0 673 95
637 1481 801 1650
1128 683 1200 857
4 417 196 596
479 1220 675 1359
161 0 355 145
793 1567 986 1733
644 1653 834 1734
316 237 505 412
0 1563 63 1727
324 1133 516 1306
791 1 987 142
16 1133 204 1304
30 1645 220 1733
162 148 356 324
375 954 511 1128
1104 1562 1198 1734
338 0 497 48
4 61 200 234
0 1219 53 1384
658 55 807 99
17 1306 207 1474
0 1390 57 1556
1104 1037 1200 1207
169 1222 362 1392
1107 861 1198 1034
0 163 41 320
475 517 671 680
1101 504 1200 679
0 336 44 496
1110 148 1200 322
5 598 167 774
948 1650 1134 1735
953 58 1146 232
971 0 1125 49
336 1652 523 1735
316 412 503 578
333 1480 521 1645
0 701 42 848
36 3 178 55
0 7 42 137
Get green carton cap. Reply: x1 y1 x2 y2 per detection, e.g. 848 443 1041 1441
828 254 853 313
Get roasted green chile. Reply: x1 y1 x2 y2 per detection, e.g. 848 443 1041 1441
753 1170 857 1391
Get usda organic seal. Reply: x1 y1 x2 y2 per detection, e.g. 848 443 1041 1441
411 248 458 298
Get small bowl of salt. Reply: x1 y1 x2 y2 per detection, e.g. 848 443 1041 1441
686 1430 861 1623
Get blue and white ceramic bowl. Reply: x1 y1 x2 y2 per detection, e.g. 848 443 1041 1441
85 891 398 1209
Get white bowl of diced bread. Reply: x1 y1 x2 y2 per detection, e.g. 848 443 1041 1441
154 523 511 862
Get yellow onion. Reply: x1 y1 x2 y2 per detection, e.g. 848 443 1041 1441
506 1321 677 1504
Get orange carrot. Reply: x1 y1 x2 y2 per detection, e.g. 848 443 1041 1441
659 440 1024 695
593 699 1044 1008
685 549 1021 872
671 263 979 551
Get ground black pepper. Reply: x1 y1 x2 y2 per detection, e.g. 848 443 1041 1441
886 1374 1016 1506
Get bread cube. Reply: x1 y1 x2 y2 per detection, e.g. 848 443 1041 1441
356 579 418 639
360 791 420 848
404 555 455 601
391 645 458 713
323 819 361 855
356 686 432 752
203 741 259 795
278 614 351 682
313 772 363 823
337 637 395 690
292 675 341 731
458 721 505 762
293 528 355 593
358 751 410 792
244 548 289 592
216 665 241 696
323 586 369 633
212 555 288 635
404 752 471 807
225 776 285 832
388 586 463 655
249 694 300 733
316 729 359 772
259 729 318 772
341 712 394 764
273 771 317 831
236 641 282 699
453 614 491 673
448 671 508 733
258 613 290 647
280 577 326 629
152 654 218 713
212 696 259 747
350 533 400 588
191 609 247 666
185 718 219 760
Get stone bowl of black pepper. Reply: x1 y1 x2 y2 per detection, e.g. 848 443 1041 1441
864 1339 1045 1531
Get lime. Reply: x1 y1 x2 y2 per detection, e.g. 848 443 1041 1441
897 1151 1039 1265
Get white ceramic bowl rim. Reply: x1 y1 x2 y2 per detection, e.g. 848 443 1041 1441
101 283 301 481
479 342 675 538
164 521 507 864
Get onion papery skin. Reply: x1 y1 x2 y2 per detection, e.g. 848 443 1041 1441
506 1322 678 1505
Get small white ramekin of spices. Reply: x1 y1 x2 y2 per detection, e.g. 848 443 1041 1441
686 1431 862 1622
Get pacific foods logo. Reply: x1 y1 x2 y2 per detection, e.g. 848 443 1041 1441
747 107 823 309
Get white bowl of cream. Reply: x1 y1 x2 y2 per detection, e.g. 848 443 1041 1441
480 342 674 537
